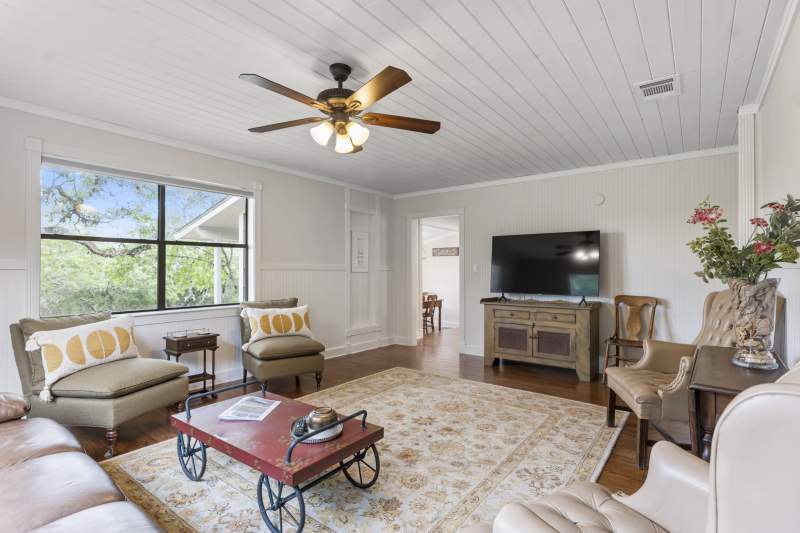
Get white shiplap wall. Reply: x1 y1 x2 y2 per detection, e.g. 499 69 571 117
755 7 800 366
393 151 738 357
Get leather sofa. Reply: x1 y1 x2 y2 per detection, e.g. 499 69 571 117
11 312 189 458
460 363 800 533
0 392 159 532
240 298 325 389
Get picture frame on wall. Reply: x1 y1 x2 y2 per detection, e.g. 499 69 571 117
351 231 369 273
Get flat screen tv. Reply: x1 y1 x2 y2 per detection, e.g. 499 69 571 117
490 230 600 297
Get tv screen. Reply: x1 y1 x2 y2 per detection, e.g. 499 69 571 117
490 231 600 296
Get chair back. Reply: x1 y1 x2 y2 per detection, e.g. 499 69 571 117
422 300 435 317
612 295 658 341
706 364 800 532
692 289 785 348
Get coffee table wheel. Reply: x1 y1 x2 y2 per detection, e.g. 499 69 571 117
176 431 207 481
341 443 380 489
257 474 305 533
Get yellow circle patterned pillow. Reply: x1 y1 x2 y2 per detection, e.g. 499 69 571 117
241 305 313 350
25 315 139 402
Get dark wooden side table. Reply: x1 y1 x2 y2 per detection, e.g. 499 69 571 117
689 345 786 460
164 333 220 395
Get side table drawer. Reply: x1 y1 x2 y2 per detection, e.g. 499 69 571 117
176 336 217 351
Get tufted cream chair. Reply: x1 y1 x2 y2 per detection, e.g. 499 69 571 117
605 289 783 469
459 363 800 533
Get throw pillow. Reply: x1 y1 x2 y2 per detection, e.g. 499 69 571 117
25 315 139 401
242 305 313 349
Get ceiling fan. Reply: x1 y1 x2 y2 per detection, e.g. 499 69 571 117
239 63 440 154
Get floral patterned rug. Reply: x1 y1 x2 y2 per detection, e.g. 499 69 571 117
102 367 627 532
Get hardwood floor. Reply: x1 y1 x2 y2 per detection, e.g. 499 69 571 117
73 327 647 494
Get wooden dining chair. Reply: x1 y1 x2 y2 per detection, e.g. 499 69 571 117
602 295 658 383
422 300 436 334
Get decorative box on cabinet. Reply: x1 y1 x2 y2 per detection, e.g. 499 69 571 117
482 298 600 382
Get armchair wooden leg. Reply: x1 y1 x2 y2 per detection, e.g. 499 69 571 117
242 368 247 384
315 372 323 391
295 375 300 387
606 388 616 427
104 428 118 459
260 381 267 396
637 418 649 470
602 341 612 384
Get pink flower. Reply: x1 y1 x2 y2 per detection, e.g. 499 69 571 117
767 202 786 211
687 206 723 225
750 217 769 228
754 241 775 256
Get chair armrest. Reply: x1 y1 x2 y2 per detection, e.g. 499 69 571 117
633 339 696 374
0 392 30 423
615 441 708 533
657 355 695 426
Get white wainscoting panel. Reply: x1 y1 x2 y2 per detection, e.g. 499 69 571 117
0 269 28 393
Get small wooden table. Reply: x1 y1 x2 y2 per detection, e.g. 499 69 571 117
163 332 219 394
171 383 383 532
689 345 786 460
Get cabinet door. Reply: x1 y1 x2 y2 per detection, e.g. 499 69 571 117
533 326 576 362
494 322 533 357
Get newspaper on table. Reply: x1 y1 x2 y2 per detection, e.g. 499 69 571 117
218 395 281 421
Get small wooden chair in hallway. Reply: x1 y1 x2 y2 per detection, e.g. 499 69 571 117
602 295 658 383
422 298 436 334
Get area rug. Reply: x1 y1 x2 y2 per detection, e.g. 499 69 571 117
102 367 627 532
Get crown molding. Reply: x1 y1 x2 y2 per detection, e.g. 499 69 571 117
0 97 390 198
746 0 799 113
393 146 738 199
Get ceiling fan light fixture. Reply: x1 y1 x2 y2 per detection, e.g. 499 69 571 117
309 120 334 146
334 132 354 154
346 121 370 146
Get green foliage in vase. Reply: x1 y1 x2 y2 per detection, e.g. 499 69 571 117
687 195 800 284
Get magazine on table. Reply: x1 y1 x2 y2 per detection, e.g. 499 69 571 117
218 396 280 421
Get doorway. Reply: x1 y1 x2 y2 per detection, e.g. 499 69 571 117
417 215 462 345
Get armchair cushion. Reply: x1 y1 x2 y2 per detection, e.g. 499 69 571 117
0 392 29 422
18 312 111 392
246 335 325 360
49 357 188 399
0 417 82 468
606 366 675 420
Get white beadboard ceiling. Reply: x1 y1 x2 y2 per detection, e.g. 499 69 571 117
0 0 789 195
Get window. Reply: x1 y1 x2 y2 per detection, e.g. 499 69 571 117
40 163 249 317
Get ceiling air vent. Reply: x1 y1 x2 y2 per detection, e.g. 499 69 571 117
635 75 680 101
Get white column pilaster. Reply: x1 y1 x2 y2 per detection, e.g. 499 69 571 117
737 106 757 245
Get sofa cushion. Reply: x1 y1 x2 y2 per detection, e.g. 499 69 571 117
0 451 123 531
521 482 667 532
19 312 111 391
31 501 159 532
246 335 325 360
51 357 188 399
0 392 29 422
0 417 82 468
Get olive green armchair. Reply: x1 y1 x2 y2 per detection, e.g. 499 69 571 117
239 298 325 390
10 312 189 457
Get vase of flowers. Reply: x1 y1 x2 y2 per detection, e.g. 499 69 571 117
687 196 800 370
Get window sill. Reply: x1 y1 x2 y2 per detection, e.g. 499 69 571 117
130 304 241 326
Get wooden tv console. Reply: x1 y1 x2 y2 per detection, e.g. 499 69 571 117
482 297 600 382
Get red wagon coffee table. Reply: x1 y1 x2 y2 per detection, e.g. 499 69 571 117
170 381 384 532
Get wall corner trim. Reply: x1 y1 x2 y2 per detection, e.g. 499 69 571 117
748 0 800 112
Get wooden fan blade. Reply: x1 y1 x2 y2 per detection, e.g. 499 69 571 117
361 113 440 134
346 67 411 110
239 73 330 112
248 117 324 133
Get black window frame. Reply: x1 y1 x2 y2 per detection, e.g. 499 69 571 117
40 174 249 316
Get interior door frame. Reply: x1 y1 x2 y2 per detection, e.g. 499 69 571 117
406 208 466 352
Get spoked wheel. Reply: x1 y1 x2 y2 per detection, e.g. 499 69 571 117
341 444 380 488
176 431 207 481
257 474 305 533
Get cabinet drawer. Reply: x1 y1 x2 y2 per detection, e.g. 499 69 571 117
176 336 217 351
534 311 576 324
494 309 530 320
